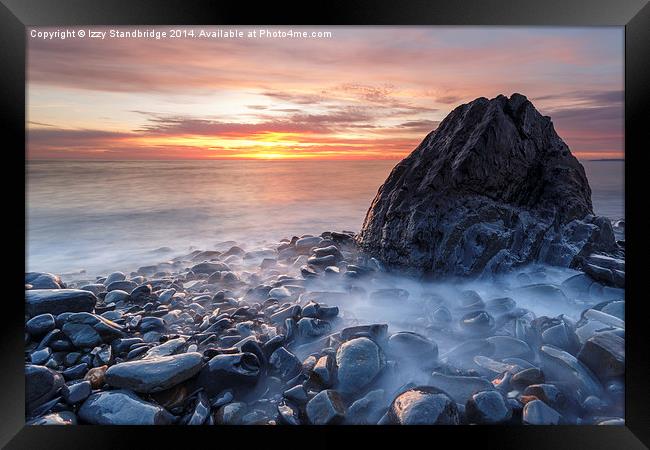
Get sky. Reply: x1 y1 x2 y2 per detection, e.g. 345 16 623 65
27 26 624 160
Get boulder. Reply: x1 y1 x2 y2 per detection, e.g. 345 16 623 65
335 337 385 394
577 332 624 383
196 352 261 396
26 289 96 317
385 386 459 425
465 390 513 424
78 389 174 425
305 390 346 425
357 94 619 277
25 365 64 414
522 399 562 425
105 352 203 393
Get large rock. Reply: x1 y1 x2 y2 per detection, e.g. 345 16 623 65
78 389 174 425
357 94 619 277
539 345 603 400
577 332 624 383
335 337 385 394
105 352 203 393
26 289 96 317
385 386 459 425
196 352 261 396
25 272 64 289
25 365 64 414
305 390 346 425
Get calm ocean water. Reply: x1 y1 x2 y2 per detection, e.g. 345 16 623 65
26 160 624 276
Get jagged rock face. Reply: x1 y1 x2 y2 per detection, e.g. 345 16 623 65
358 94 618 277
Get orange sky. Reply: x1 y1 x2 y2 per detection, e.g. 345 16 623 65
27 27 624 160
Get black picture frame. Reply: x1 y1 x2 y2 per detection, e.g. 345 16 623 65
2 0 648 448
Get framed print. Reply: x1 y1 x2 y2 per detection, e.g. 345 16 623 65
1 0 648 448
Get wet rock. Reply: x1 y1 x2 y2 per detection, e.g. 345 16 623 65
61 380 92 405
26 314 56 337
144 337 186 358
442 339 495 366
465 390 513 424
130 284 154 303
599 301 624 321
269 347 301 380
541 321 580 354
84 365 107 389
197 352 261 396
307 255 339 267
295 236 323 251
340 324 388 342
284 384 309 404
62 363 88 381
460 310 495 335
105 352 203 393
104 271 126 285
430 305 453 327
539 345 603 399
104 289 130 305
297 317 331 338
385 386 459 425
429 372 494 404
486 336 532 360
577 332 624 383
511 367 545 390
306 390 346 425
473 355 522 376
514 284 571 306
523 384 566 409
26 365 64 414
312 354 336 387
26 289 97 317
191 262 230 274
215 402 248 425
457 290 485 311
522 399 562 425
486 297 517 313
269 304 301 323
187 391 210 425
26 272 64 289
78 389 174 425
358 94 618 276
61 312 125 348
80 284 106 295
336 337 385 394
30 347 51 365
346 389 386 425
106 280 138 293
386 331 438 368
581 254 625 288
139 316 166 333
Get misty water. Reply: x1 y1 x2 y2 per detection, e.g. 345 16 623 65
26 158 625 347
26 159 625 423
26 159 623 277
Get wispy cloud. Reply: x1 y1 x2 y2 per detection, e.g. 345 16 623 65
27 27 623 159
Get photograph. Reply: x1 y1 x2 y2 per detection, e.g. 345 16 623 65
22 25 629 428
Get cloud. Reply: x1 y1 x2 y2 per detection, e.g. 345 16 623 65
26 27 623 159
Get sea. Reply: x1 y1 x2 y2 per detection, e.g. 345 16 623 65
26 159 624 278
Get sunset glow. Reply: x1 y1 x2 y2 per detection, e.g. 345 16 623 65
27 27 624 160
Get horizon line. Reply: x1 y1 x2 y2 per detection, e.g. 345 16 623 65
25 157 626 162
